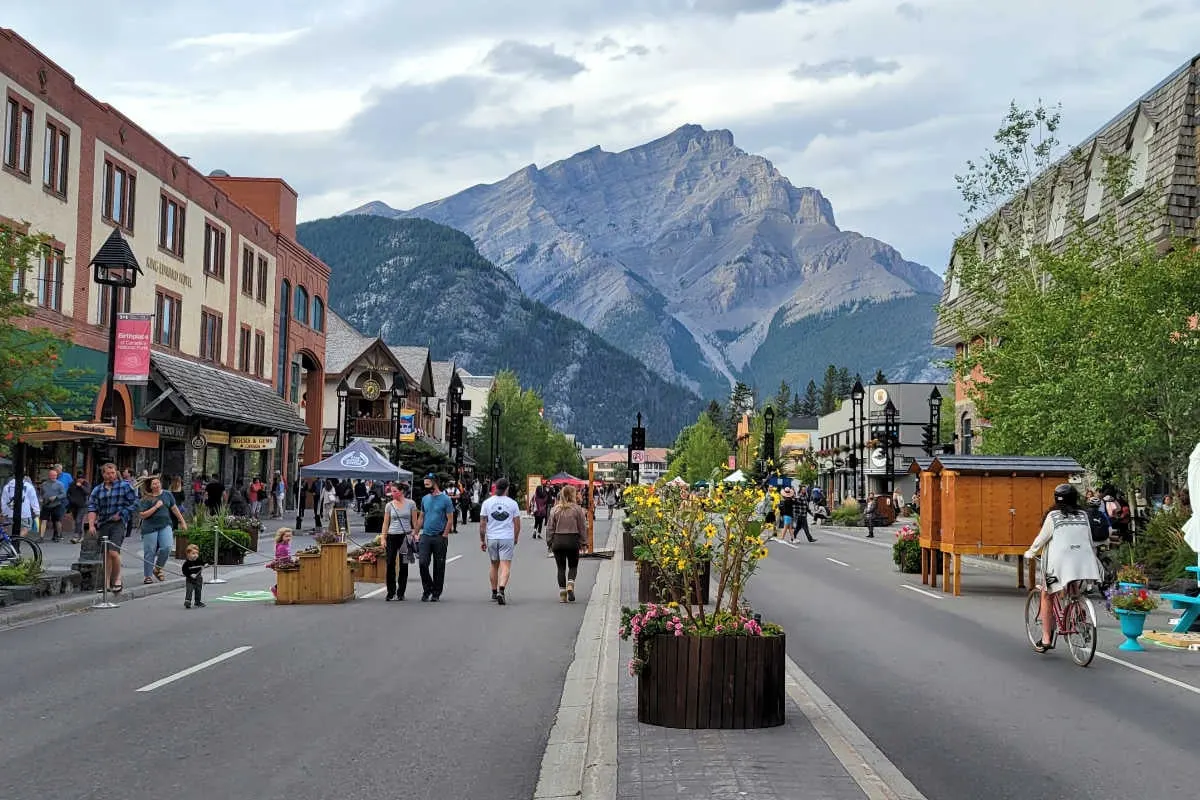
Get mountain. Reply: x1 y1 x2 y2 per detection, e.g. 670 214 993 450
346 124 948 397
295 215 704 444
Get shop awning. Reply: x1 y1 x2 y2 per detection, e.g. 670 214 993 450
18 418 116 444
149 352 308 435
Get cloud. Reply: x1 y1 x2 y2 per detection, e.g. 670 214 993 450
792 56 901 82
895 3 923 21
484 40 586 81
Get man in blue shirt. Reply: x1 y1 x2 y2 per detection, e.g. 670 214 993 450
86 462 139 593
416 474 455 602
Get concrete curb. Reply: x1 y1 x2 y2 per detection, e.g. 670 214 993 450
533 521 620 800
0 577 187 629
785 657 928 800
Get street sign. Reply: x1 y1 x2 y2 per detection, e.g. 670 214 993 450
631 449 646 464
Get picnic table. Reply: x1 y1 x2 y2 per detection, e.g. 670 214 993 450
1160 565 1200 633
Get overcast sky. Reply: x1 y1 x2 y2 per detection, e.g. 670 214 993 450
7 0 1198 270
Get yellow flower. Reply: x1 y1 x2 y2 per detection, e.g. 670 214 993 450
677 559 686 571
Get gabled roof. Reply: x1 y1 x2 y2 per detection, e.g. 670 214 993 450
151 352 307 433
390 345 435 396
457 369 495 390
431 360 457 399
324 311 412 388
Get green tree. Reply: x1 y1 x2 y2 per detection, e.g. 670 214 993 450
800 380 819 416
819 365 838 415
873 369 888 384
725 381 754 444
836 367 852 397
770 379 791 419
666 412 731 484
0 226 75 446
703 399 724 431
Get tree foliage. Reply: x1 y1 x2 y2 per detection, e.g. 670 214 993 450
946 100 1200 490
665 412 731 484
0 227 75 448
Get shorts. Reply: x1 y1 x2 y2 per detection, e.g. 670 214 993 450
41 504 64 522
99 518 126 551
781 515 794 527
486 539 515 562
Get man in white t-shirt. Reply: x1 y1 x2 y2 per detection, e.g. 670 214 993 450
479 477 521 605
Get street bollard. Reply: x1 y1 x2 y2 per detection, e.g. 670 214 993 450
209 525 228 585
93 535 119 609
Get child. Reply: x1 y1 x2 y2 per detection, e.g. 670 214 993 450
181 543 206 608
270 527 293 596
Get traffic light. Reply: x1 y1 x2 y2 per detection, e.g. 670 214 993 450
921 424 934 456
631 425 645 450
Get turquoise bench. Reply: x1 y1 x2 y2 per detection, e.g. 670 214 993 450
1160 593 1200 633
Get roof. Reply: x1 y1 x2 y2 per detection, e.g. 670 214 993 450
431 360 456 399
929 455 1082 475
390 345 435 396
300 438 411 480
324 312 374 376
786 415 819 430
457 369 495 390
151 352 308 434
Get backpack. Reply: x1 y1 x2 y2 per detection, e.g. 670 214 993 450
1086 508 1109 543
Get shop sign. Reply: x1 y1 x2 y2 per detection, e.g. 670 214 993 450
199 428 230 445
190 434 207 450
60 421 116 436
151 421 189 440
230 435 277 451
113 313 153 384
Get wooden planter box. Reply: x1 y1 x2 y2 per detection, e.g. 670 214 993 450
622 522 636 562
637 560 711 605
275 542 355 604
349 558 385 583
637 633 786 729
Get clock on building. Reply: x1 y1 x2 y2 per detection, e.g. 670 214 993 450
361 379 382 401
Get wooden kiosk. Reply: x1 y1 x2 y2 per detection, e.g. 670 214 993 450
909 458 940 587
915 455 1083 596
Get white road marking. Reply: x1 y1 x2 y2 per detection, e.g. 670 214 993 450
363 585 388 598
136 646 252 692
901 585 944 601
826 557 851 567
770 538 799 549
447 554 463 564
1096 652 1200 697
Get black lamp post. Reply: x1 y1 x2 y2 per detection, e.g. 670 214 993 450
629 411 645 485
91 228 142 428
928 387 942 457
489 401 502 482
336 378 350 450
883 399 898 496
850 379 865 501
762 406 775 478
389 373 403 463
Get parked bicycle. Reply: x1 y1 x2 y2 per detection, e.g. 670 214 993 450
0 519 43 567
1024 556 1098 667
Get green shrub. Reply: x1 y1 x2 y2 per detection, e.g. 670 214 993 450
1123 509 1193 586
830 502 860 525
186 526 251 564
0 558 43 586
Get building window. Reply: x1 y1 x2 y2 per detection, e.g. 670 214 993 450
3 95 33 176
102 159 136 231
946 253 962 302
312 297 324 332
253 331 266 377
255 256 268 304
1083 147 1104 219
238 326 252 372
42 121 69 196
961 414 974 455
289 354 302 403
37 246 64 312
154 290 181 348
277 279 291 395
293 285 309 324
203 222 226 279
159 195 185 257
241 246 254 296
1046 183 1068 241
1126 114 1154 195
97 285 131 327
200 309 223 363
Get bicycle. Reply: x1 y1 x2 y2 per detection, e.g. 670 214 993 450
0 518 43 567
1024 556 1097 667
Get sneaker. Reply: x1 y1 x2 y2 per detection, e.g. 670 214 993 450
496 591 506 606
559 589 568 603
396 595 405 601
184 602 191 609
194 602 206 608
385 594 395 601
566 582 575 603
430 595 440 602
491 590 499 602
421 593 431 602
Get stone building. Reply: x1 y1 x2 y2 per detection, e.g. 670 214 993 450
934 55 1200 451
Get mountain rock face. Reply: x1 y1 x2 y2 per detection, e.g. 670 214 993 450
346 124 947 397
296 216 704 443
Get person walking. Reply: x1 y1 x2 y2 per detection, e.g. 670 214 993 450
272 472 285 518
547 484 587 602
67 476 89 543
181 543 206 608
228 480 249 517
1 474 40 539
864 493 878 539
531 483 550 540
445 480 461 533
249 476 265 519
382 484 418 601
86 463 138 594
40 468 67 542
204 474 225 514
792 485 816 542
137 476 187 584
416 474 455 602
480 477 521 605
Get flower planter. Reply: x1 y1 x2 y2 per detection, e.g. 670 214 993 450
638 560 710 605
275 543 354 605
349 558 385 583
1114 608 1148 651
637 633 786 729
622 522 636 562
1118 582 1145 592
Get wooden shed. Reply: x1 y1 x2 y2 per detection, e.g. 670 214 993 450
908 458 941 587
919 455 1083 596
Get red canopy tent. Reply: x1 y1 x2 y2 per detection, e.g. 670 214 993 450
547 471 588 486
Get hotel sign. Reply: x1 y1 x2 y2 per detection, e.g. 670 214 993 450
151 421 189 439
230 435 277 451
145 256 194 289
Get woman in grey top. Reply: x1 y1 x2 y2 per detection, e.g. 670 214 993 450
137 476 188 583
382 483 418 601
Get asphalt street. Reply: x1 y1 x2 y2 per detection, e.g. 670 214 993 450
0 522 600 800
752 524 1200 800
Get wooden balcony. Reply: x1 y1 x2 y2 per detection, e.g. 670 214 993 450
351 417 392 438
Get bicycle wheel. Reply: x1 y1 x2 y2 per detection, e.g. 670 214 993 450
1 535 42 566
1024 590 1044 648
1064 597 1097 667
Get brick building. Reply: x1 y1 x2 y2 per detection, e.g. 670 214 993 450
1 28 328 491
933 54 1200 452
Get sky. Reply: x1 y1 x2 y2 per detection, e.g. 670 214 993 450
6 0 1199 271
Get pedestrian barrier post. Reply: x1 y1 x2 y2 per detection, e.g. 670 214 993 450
209 525 228 584
92 535 119 609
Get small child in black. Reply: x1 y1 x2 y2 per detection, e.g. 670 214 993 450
182 543 206 608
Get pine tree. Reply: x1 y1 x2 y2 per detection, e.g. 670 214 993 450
819 365 838 415
836 367 853 397
873 369 888 384
771 379 791 418
725 382 754 445
703 399 724 431
789 391 803 418
801 380 819 416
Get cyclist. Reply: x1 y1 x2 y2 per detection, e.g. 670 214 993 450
1024 484 1103 653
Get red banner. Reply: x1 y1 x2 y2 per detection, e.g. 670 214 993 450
113 313 153 384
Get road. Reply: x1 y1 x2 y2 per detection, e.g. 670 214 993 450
0 525 599 800
753 525 1199 800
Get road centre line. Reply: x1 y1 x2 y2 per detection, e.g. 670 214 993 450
900 585 944 601
136 646 252 692
1096 652 1200 697
826 557 852 567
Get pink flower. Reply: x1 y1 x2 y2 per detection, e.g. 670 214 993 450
618 626 626 637
674 628 684 636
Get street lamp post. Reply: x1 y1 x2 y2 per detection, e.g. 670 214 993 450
490 401 502 483
91 228 142 431
389 373 403 464
850 379 865 502
883 399 898 497
335 378 350 450
928 387 942 457
762 406 775 480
